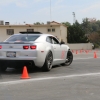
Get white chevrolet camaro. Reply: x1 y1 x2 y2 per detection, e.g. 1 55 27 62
0 32 73 72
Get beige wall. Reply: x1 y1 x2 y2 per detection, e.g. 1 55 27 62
0 25 67 43
45 26 61 38
60 25 67 43
0 27 9 41
67 43 93 50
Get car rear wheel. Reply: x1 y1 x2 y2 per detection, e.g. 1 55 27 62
0 62 7 72
62 50 73 66
1 66 7 72
42 51 53 71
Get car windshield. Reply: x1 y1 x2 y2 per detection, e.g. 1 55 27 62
6 35 40 42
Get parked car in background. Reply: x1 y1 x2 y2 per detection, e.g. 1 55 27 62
92 43 95 49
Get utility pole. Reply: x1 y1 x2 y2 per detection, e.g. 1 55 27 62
50 0 52 22
72 12 76 24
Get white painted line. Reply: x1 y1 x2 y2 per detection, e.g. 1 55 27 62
74 57 93 60
1 72 100 85
74 57 100 60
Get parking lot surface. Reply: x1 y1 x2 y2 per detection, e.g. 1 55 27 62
0 50 100 100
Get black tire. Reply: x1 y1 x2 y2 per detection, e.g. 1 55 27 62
42 51 53 71
0 64 7 72
1 66 7 72
62 50 73 66
0 61 7 72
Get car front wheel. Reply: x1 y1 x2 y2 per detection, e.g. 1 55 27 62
62 50 73 66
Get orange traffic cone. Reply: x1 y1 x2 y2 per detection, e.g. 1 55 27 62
80 50 82 53
72 50 74 53
85 50 87 53
76 50 78 54
94 52 97 58
21 66 30 79
87 50 89 53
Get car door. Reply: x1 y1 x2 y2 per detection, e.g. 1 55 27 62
52 37 62 64
60 43 67 62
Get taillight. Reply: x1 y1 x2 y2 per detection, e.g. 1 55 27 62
30 45 36 49
23 45 36 49
23 46 29 49
0 45 2 49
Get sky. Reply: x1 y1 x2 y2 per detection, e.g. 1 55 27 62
0 0 100 25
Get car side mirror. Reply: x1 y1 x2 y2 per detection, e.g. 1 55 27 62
60 41 65 45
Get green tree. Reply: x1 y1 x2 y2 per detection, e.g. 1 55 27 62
80 18 100 47
34 22 41 25
81 18 92 33
67 21 89 43
81 18 100 33
62 22 71 27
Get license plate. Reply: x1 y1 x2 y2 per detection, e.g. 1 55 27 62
6 51 16 57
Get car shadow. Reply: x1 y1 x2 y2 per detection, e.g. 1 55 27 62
0 64 73 75
0 67 42 75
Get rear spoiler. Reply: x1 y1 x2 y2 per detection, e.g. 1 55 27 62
0 42 33 44
20 31 43 34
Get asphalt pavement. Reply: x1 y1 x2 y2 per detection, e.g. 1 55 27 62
0 50 100 100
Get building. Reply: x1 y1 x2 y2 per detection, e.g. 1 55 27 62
0 21 67 43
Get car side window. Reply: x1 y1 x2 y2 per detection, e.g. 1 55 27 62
52 37 60 44
46 36 52 44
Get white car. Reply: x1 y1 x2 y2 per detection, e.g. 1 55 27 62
0 32 73 71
